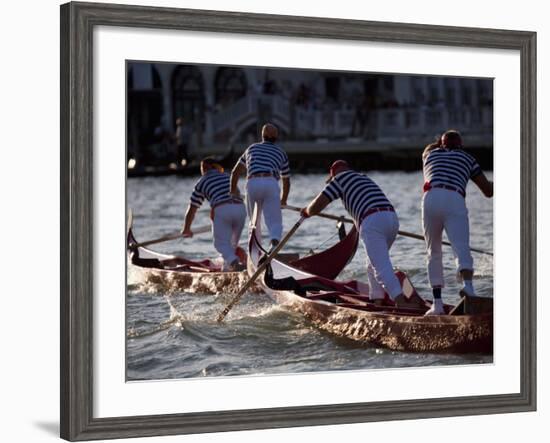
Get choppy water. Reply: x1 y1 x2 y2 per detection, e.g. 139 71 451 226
127 171 493 381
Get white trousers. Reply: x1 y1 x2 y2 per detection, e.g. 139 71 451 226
422 188 473 288
212 203 246 270
360 211 402 299
246 177 283 241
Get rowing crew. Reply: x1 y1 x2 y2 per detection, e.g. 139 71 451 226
181 123 288 271
181 124 493 315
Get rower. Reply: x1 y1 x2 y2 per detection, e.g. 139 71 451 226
300 160 418 309
181 157 247 271
230 123 291 251
422 129 493 315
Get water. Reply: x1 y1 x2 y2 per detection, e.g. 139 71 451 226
127 172 493 380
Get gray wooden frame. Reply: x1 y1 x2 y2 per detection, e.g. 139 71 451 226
60 1 536 441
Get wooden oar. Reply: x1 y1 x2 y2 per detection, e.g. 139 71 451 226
129 225 211 249
282 204 493 257
216 216 306 323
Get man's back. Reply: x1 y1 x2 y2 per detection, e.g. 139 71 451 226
190 171 235 208
423 148 481 194
240 141 290 178
322 170 393 223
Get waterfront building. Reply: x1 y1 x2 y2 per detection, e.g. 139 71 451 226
127 62 493 168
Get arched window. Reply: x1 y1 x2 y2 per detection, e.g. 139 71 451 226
127 64 164 151
172 66 205 124
477 79 493 105
427 77 440 104
215 67 247 105
444 78 456 107
363 75 379 108
324 76 341 102
460 79 474 106
410 77 425 105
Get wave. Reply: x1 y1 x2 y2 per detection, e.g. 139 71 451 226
127 317 181 339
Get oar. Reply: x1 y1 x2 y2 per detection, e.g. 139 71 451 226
216 216 306 323
282 204 493 257
129 225 211 249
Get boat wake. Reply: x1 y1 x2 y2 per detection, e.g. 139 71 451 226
167 292 283 323
127 292 282 340
223 300 284 322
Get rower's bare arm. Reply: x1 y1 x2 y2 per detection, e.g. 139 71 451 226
281 176 290 205
182 205 198 236
305 193 331 217
230 162 246 195
472 173 494 198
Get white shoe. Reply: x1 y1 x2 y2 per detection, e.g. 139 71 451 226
424 301 445 316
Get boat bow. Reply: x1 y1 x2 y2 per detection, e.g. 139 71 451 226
248 204 359 282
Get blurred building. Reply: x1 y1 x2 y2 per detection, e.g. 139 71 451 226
127 62 493 167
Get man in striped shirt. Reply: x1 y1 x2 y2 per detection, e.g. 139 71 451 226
181 157 247 271
230 123 290 250
422 130 493 315
301 161 417 308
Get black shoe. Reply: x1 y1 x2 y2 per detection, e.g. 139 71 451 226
268 239 280 253
229 259 246 272
394 293 427 310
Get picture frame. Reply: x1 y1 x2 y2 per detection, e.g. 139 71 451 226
60 1 536 441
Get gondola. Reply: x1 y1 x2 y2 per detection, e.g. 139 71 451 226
127 214 359 295
248 208 493 354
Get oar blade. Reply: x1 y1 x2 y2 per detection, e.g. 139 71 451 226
216 256 267 323
216 267 261 322
216 215 305 323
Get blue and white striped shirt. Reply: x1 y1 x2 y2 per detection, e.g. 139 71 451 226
239 141 290 178
190 170 240 208
423 148 482 194
322 170 394 224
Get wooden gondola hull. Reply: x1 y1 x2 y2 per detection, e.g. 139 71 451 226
132 266 255 295
128 227 255 294
269 290 492 353
249 206 493 354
